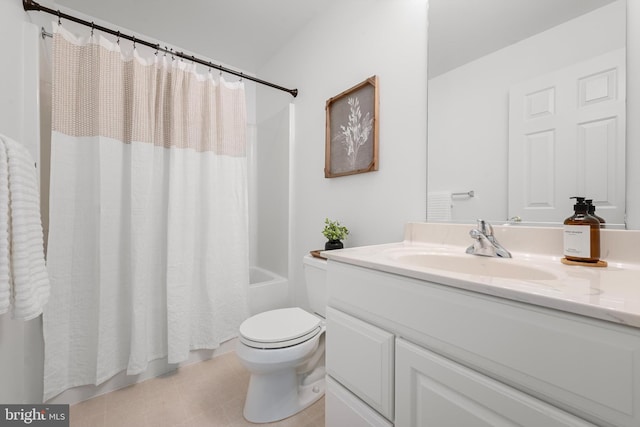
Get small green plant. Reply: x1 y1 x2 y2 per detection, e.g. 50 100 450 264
322 218 349 241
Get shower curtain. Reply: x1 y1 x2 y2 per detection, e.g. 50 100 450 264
43 24 249 401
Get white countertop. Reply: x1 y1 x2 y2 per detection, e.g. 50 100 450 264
322 222 640 328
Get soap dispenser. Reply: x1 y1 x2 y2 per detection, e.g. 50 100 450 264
585 199 606 227
563 197 600 263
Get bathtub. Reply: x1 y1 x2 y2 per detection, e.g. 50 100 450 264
248 266 290 315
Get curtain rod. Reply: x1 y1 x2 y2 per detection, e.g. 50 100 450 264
22 0 299 98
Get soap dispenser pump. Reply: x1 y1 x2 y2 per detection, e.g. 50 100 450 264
585 199 606 227
563 197 600 263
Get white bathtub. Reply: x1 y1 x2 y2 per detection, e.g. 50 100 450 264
248 266 290 315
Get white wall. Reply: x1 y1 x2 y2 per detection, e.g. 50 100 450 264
257 0 429 308
255 105 291 278
428 1 625 223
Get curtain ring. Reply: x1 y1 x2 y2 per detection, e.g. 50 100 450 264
90 22 94 37
57 10 61 25
116 31 120 45
239 72 243 82
191 55 195 64
132 36 136 50
164 46 167 57
155 44 160 56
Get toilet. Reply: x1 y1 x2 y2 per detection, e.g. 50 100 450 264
236 255 327 423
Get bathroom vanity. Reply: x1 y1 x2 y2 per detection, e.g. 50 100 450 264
323 222 640 427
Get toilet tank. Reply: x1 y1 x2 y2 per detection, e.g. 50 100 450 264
303 255 328 317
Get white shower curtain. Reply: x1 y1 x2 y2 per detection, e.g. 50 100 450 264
43 25 249 401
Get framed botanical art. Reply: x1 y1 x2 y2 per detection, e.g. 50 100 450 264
325 76 379 178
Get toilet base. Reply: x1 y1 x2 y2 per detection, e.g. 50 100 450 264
243 366 325 423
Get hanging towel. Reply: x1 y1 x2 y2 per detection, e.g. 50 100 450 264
0 134 49 320
427 191 453 221
0 138 10 315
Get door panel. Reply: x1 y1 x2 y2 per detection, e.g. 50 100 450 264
509 48 625 223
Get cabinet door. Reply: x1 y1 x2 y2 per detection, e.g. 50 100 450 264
395 339 596 427
326 307 394 421
326 376 393 427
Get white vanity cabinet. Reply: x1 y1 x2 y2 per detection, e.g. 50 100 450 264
325 260 640 427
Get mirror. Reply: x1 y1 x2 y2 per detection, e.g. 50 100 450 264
427 0 626 227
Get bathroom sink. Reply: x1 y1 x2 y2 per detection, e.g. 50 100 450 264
388 252 557 281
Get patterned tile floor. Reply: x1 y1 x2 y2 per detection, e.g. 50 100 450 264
68 352 325 427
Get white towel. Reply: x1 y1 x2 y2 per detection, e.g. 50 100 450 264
0 139 10 314
0 134 49 320
427 191 452 221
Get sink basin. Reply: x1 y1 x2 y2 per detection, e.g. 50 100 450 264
389 252 557 281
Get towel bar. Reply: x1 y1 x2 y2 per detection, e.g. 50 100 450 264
452 190 474 198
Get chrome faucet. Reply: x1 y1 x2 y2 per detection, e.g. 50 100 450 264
466 219 512 258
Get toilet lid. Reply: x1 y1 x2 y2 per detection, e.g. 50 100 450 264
239 307 322 349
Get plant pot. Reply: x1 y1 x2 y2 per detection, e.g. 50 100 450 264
324 240 344 250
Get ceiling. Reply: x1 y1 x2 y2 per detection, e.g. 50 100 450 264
428 0 619 77
54 0 341 73
52 0 619 77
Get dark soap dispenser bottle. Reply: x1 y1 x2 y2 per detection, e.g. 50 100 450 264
563 197 600 263
585 199 606 227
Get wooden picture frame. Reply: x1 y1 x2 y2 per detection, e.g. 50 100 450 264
325 76 379 178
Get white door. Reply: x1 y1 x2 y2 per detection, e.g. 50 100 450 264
395 338 596 427
508 48 625 224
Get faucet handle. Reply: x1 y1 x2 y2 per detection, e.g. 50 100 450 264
476 219 493 236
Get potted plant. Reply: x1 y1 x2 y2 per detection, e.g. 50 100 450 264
322 218 349 250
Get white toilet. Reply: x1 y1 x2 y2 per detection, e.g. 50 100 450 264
236 255 327 423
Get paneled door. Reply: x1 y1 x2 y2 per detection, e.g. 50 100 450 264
508 48 625 224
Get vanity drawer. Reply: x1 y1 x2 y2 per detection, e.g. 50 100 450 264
326 376 393 427
328 261 640 427
326 306 394 421
395 338 596 427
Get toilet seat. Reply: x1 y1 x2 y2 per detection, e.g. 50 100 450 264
239 307 322 349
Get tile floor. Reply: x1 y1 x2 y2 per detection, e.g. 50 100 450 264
69 351 325 427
